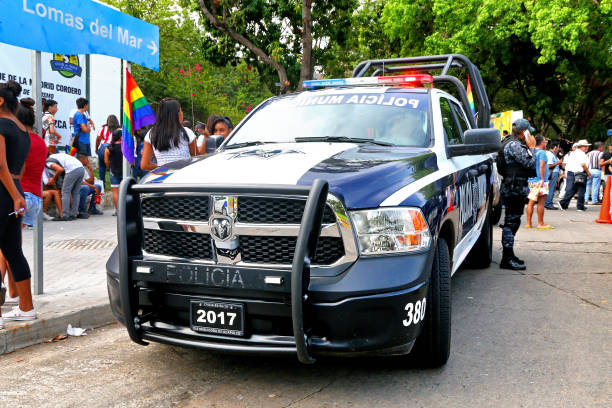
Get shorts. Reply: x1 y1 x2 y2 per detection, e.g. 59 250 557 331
22 192 42 227
528 181 549 201
77 141 91 157
110 173 122 187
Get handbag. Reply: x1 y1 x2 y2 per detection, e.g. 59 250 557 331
574 171 587 185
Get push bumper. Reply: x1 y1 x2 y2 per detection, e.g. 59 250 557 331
108 178 434 361
107 248 432 357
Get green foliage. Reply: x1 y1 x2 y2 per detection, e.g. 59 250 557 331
189 0 357 91
377 0 612 140
108 0 272 125
328 0 611 141
325 0 403 78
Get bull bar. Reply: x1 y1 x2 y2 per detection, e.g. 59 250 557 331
116 177 331 364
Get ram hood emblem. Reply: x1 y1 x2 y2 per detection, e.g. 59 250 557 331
209 215 234 241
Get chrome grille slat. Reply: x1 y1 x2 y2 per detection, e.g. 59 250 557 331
142 218 341 238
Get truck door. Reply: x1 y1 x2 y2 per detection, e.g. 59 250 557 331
440 97 488 241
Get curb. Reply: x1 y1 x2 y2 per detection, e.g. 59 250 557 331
0 302 115 354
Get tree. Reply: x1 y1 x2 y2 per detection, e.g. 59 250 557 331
323 0 403 78
108 0 272 124
191 0 357 92
380 0 612 140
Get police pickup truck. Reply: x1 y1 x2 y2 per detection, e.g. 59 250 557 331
107 54 501 366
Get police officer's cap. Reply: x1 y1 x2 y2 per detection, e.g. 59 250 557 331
512 118 535 133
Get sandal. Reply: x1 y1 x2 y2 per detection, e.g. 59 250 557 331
536 225 554 229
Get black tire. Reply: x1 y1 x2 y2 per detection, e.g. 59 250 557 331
464 207 492 269
412 237 451 367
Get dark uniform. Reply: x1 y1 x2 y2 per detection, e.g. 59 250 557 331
500 135 536 269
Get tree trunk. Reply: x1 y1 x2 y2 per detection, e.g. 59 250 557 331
198 0 290 93
298 0 313 91
569 76 611 140
539 112 563 137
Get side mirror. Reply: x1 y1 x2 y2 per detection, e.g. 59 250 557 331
205 135 225 153
447 128 501 157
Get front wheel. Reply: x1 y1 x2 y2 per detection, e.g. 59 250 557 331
412 237 451 367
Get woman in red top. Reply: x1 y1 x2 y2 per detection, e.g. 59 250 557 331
0 97 46 309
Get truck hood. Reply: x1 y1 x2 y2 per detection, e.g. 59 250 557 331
142 142 437 209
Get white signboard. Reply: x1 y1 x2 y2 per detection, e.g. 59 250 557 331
0 42 87 145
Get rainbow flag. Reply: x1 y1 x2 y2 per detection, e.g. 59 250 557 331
466 76 476 118
65 145 77 156
122 68 155 163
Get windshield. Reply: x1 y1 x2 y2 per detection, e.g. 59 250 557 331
227 91 430 147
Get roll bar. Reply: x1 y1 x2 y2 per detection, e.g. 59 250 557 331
353 54 491 129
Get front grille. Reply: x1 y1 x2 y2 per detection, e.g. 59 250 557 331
144 230 213 260
142 196 209 221
237 197 336 224
141 194 348 266
240 236 345 265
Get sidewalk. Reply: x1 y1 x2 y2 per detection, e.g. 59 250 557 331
1 210 117 354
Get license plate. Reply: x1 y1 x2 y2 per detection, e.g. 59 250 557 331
190 300 245 337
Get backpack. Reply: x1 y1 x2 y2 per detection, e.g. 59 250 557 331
495 136 514 179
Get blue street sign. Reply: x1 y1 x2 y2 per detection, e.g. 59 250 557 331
607 129 612 137
0 0 159 71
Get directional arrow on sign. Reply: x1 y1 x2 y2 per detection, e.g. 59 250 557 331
147 40 158 56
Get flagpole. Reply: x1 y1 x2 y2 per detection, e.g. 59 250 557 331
32 50 44 295
122 61 131 180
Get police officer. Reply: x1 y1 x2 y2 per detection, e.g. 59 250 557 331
500 118 536 270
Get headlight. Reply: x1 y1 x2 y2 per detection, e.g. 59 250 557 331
350 207 431 255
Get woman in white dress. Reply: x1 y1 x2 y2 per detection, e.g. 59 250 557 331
140 97 197 170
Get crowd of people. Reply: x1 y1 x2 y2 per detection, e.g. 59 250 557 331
38 96 234 218
498 118 611 271
527 138 610 223
0 79 236 327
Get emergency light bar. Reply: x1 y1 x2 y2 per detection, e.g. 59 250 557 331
303 74 433 89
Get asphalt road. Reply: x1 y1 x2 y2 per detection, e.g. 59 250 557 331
1 209 610 408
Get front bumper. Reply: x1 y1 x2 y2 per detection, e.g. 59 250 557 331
107 247 433 357
109 178 435 361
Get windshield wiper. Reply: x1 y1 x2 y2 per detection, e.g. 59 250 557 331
294 136 394 146
224 141 269 150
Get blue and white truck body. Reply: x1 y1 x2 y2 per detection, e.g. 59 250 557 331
107 55 501 365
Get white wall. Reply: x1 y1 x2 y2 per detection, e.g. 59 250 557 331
88 54 122 146
0 43 86 145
